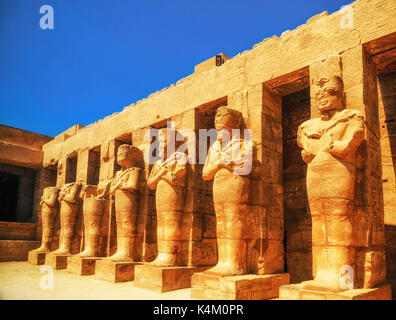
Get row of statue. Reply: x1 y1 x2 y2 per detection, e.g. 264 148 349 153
34 76 366 291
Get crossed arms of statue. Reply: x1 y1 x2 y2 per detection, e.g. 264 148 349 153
59 182 82 203
147 158 187 190
297 111 365 164
40 187 59 207
109 168 141 194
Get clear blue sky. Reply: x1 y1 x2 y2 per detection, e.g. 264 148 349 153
0 0 352 137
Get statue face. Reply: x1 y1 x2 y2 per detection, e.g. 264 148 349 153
117 145 132 168
215 108 239 131
315 77 343 113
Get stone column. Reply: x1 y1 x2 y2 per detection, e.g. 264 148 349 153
342 47 387 289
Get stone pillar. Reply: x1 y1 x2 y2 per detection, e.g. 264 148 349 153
56 158 67 187
98 139 123 257
342 46 387 289
76 148 90 184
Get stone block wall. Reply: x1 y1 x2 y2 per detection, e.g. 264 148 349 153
32 0 395 288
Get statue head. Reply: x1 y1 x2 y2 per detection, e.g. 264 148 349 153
214 106 242 132
314 76 344 114
117 144 142 168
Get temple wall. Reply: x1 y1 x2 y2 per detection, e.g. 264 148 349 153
378 71 396 297
34 0 396 286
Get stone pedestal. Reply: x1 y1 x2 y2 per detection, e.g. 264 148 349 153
95 259 142 283
66 256 102 275
45 252 70 270
191 272 290 300
279 283 392 300
134 264 210 293
27 251 47 265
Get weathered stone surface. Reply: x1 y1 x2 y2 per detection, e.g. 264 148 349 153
191 272 290 300
0 240 40 262
95 259 142 282
279 283 392 300
66 255 101 275
134 264 210 293
0 222 37 241
27 251 46 265
44 252 70 270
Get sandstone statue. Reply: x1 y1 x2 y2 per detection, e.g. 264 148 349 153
52 182 83 255
202 106 253 276
77 180 111 258
107 144 142 262
297 76 365 291
147 128 188 267
32 186 60 253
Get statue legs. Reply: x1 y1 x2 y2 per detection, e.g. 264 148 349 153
206 171 249 276
33 206 56 253
151 210 182 266
108 190 138 262
78 198 104 257
303 159 356 292
53 201 79 255
207 201 247 276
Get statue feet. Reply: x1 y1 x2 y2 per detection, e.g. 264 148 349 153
107 251 133 262
149 253 177 267
205 261 244 277
52 247 71 255
301 270 350 293
77 248 97 258
32 245 50 253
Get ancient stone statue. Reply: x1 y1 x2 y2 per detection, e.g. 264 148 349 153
147 128 188 267
107 144 142 262
77 181 111 258
297 76 365 291
202 106 253 276
52 182 83 255
32 186 60 253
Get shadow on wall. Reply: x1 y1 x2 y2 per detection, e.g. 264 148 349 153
379 71 396 299
282 88 312 283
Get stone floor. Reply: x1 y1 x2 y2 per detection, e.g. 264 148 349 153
0 261 191 300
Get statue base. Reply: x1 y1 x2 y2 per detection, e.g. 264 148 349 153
44 252 71 270
191 272 290 300
94 259 142 283
278 283 392 300
27 251 47 265
134 264 210 293
66 256 102 275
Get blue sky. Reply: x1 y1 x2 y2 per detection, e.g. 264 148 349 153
0 0 352 137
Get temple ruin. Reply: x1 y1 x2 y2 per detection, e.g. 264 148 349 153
1 0 395 300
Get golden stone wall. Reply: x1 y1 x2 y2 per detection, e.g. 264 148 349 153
37 0 396 291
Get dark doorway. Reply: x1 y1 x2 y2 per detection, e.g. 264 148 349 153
282 87 312 283
0 171 19 222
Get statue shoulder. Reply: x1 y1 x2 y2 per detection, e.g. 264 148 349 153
337 109 364 121
298 118 318 132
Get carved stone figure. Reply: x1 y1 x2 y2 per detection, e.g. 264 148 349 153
297 76 365 291
77 181 111 257
52 182 83 255
32 186 60 253
202 106 253 276
147 128 188 267
107 144 142 262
